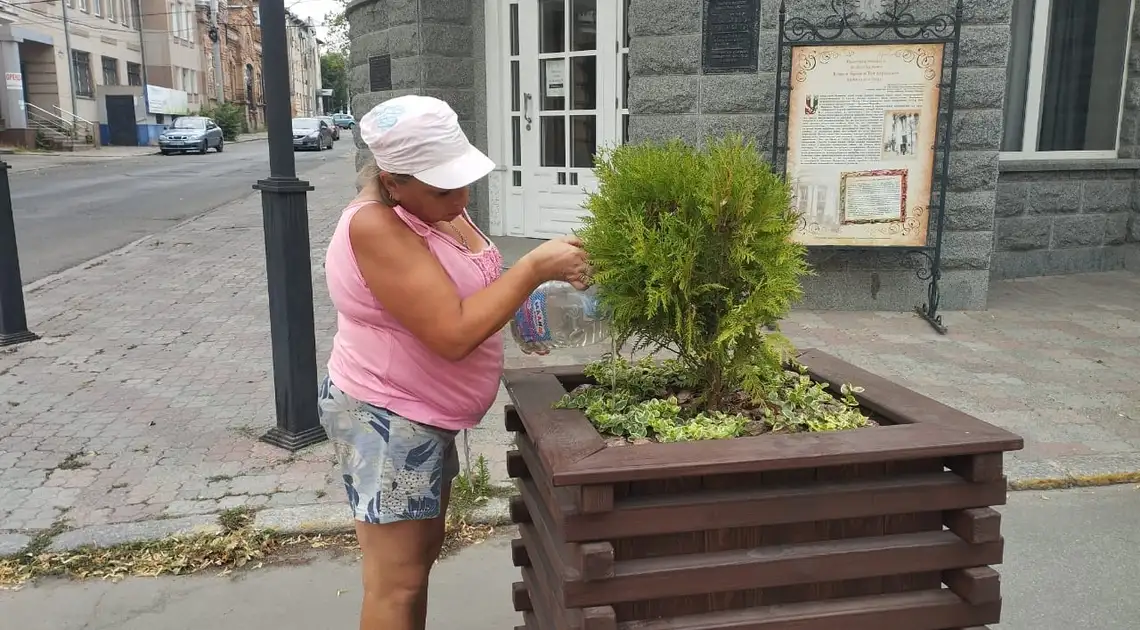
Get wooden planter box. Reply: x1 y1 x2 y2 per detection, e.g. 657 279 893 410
503 349 1023 630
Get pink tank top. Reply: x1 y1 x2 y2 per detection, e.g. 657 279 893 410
325 201 505 431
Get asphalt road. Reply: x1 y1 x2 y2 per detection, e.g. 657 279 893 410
8 138 353 284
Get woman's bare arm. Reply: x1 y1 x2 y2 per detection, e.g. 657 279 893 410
349 205 544 362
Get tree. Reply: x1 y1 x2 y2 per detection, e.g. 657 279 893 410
321 52 349 114
322 0 348 55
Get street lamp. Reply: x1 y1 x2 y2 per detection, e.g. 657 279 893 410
254 0 326 451
0 160 39 347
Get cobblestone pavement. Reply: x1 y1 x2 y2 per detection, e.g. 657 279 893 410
1 152 1138 542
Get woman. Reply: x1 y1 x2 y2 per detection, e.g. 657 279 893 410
319 95 588 630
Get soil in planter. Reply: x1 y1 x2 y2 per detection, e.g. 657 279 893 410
555 355 878 446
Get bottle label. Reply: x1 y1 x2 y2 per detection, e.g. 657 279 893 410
514 290 553 343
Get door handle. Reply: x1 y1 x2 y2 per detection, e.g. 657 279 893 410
523 92 533 130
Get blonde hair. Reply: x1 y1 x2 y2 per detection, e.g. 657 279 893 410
357 161 411 206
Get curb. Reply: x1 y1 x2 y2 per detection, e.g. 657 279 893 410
0 497 512 558
1007 471 1140 492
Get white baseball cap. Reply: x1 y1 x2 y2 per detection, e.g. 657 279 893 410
359 95 495 190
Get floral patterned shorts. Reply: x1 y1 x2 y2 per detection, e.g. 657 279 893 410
318 377 460 525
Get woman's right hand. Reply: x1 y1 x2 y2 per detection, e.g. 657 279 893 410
521 236 590 289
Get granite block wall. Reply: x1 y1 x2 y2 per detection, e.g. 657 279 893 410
344 0 490 229
625 0 1011 310
991 5 1140 279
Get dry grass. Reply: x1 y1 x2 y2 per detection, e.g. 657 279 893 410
1008 470 1140 491
0 456 507 589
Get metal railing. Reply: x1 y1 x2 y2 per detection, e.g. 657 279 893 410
24 102 95 149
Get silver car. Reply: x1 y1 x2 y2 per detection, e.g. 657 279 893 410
159 116 224 155
292 117 335 151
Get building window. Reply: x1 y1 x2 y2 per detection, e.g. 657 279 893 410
93 0 101 16
79 0 89 12
127 62 142 86
1002 0 1135 158
130 0 140 29
182 68 191 94
106 0 114 20
71 50 94 97
102 56 119 85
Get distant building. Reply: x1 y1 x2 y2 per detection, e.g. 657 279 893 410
197 0 265 131
285 11 320 118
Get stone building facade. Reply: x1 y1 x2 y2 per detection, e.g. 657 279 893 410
346 0 1140 311
197 1 265 130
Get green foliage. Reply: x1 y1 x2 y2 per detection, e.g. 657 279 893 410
322 0 349 55
563 136 870 442
578 136 812 408
555 357 870 442
199 103 245 141
320 52 349 114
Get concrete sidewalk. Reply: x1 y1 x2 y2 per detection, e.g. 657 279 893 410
2 485 1137 630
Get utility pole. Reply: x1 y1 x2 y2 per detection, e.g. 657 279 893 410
253 0 324 451
208 0 225 103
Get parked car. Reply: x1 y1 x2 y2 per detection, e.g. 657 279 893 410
319 115 340 141
332 113 355 129
158 116 224 155
292 117 335 151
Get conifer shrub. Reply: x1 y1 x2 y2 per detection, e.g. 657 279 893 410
558 136 870 443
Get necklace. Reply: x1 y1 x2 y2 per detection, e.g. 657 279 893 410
441 220 469 250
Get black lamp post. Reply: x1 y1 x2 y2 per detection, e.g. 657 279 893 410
0 160 38 348
255 0 326 451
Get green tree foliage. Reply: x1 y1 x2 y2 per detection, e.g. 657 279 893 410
559 136 871 442
321 52 349 114
199 102 245 141
578 136 811 407
322 0 349 55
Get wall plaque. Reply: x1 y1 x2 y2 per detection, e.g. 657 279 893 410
702 0 760 74
369 54 392 91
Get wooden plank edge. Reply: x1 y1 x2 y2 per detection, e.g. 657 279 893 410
516 432 583 520
560 530 1002 608
561 473 1007 542
613 589 1001 630
518 477 583 583
555 423 1021 486
944 507 1002 544
502 371 608 477
946 453 1004 482
943 567 1001 605
511 538 531 568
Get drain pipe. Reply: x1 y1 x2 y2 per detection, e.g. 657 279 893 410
60 0 79 122
133 0 154 142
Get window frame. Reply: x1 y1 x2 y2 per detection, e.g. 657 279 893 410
101 56 119 86
127 61 142 86
72 50 94 98
999 0 1137 161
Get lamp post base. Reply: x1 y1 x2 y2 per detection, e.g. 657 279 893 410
0 330 38 347
259 424 328 452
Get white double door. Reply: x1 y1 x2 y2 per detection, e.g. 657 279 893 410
501 0 627 238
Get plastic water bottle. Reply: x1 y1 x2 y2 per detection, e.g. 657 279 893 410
510 282 609 354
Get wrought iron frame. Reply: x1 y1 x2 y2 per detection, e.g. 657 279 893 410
771 0 963 334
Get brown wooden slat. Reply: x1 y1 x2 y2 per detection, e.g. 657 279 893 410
944 508 1002 544
947 454 1004 482
513 581 533 612
578 485 615 514
520 517 587 630
944 567 1001 604
579 542 616 581
505 404 526 434
507 450 530 479
562 473 1007 542
522 612 539 630
512 538 531 568
583 606 618 630
559 531 1002 608
516 432 581 526
518 478 582 583
615 590 1001 630
502 370 607 475
558 423 1021 486
522 565 576 630
510 495 530 524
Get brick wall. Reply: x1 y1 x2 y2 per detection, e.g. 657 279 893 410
626 0 1010 310
345 0 490 229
